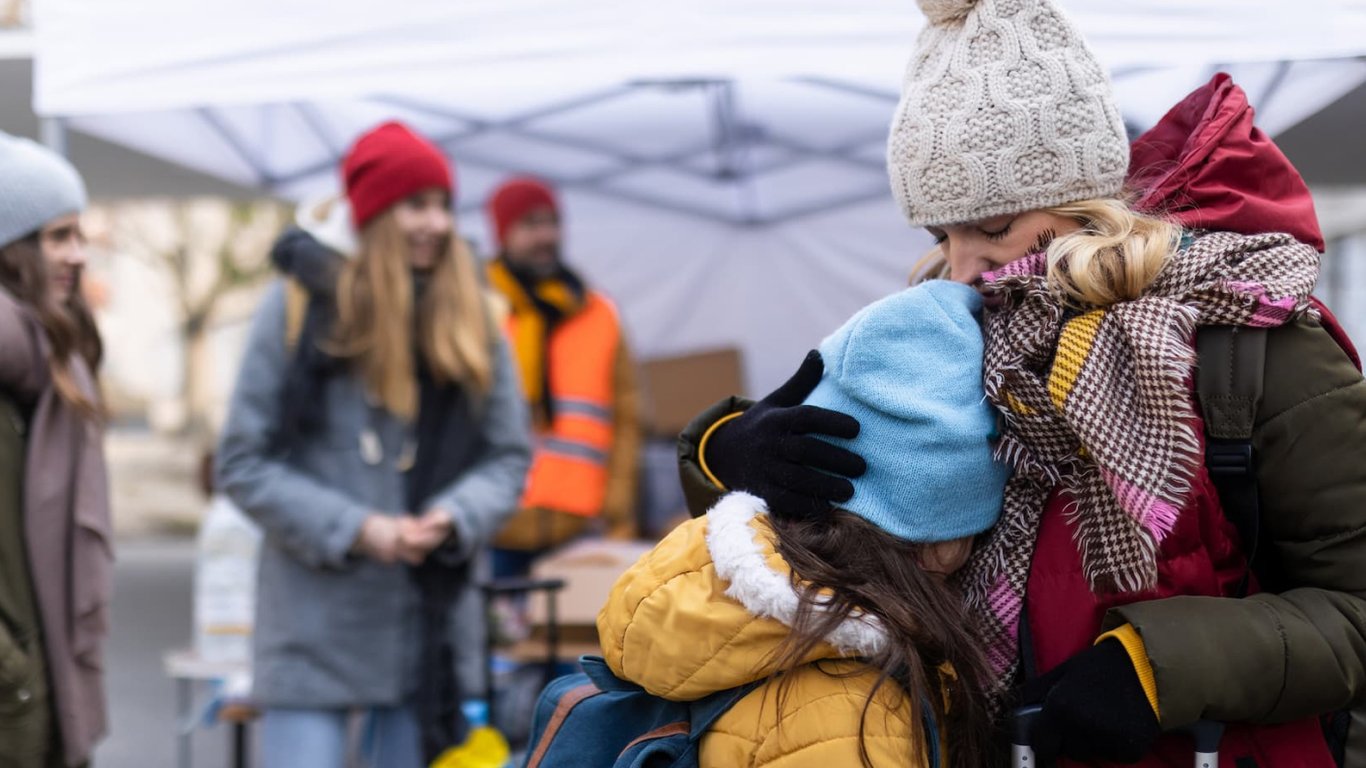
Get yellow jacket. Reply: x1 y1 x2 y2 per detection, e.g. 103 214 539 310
597 492 936 768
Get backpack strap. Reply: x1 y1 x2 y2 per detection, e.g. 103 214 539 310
284 277 310 352
1196 325 1267 596
579 656 642 693
687 679 766 743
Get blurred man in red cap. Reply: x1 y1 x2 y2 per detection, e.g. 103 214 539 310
485 177 640 579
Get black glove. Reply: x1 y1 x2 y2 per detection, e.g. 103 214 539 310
704 350 866 520
1019 639 1161 765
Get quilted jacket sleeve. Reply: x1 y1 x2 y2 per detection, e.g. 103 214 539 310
1107 316 1366 728
215 282 372 569
676 396 754 517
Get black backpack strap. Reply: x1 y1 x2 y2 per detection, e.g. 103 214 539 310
689 679 766 742
1196 326 1267 596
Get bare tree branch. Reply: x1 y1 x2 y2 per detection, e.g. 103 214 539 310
1 0 27 29
106 198 291 435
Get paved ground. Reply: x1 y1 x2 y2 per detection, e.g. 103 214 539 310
96 538 233 768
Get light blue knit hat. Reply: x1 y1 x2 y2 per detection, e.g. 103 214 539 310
0 131 88 249
805 280 1009 542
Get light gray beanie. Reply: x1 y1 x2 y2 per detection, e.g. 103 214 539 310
887 0 1128 226
0 131 88 248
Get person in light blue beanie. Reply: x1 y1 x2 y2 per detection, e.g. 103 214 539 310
0 131 88 251
593 280 1008 767
804 279 1009 542
0 131 110 768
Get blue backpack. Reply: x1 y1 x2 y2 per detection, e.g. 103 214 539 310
520 655 761 768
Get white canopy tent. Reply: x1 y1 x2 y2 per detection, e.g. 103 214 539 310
31 0 1366 392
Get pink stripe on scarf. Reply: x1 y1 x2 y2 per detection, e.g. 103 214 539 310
984 251 1048 283
1225 281 1300 327
1249 299 1297 327
986 577 1023 675
1099 468 1181 542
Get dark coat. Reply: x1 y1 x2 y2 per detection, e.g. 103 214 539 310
0 288 111 768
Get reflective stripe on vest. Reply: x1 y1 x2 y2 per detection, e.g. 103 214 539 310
517 292 621 518
541 437 609 465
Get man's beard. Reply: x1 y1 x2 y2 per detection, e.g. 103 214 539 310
508 243 561 279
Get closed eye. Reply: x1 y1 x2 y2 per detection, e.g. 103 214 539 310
982 221 1014 241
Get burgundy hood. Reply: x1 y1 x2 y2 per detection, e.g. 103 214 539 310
1128 73 1324 252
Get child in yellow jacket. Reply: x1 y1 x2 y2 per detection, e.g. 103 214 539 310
598 281 1010 768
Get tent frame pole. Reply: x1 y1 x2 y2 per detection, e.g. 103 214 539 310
40 116 67 156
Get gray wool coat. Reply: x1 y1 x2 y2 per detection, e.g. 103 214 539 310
216 281 531 708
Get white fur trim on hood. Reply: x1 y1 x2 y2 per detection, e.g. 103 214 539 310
705 492 888 658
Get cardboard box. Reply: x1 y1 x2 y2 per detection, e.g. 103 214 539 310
526 538 656 631
639 347 745 439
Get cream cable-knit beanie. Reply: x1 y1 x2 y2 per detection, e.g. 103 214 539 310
887 0 1128 226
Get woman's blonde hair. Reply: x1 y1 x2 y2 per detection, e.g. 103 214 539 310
911 197 1179 308
330 210 494 421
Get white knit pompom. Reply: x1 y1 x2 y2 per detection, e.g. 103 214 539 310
916 0 979 25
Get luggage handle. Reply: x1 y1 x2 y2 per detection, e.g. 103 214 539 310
1011 705 1043 767
1189 720 1224 768
1010 706 1223 768
480 577 567 719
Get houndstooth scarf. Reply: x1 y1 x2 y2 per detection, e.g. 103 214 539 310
959 230 1320 705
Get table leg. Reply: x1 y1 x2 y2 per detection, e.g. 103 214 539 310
232 722 248 768
176 677 193 768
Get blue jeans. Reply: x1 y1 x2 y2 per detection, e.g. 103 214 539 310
258 706 422 768
490 547 546 581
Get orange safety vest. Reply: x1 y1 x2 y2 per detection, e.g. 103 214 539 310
514 292 621 518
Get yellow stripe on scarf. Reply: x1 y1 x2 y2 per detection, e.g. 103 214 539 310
1004 391 1036 416
1048 310 1106 409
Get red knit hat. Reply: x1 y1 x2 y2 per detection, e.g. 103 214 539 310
487 177 558 248
342 121 454 230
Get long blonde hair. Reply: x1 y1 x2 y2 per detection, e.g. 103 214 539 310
912 197 1179 308
330 211 494 421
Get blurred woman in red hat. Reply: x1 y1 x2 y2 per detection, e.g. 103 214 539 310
217 121 531 767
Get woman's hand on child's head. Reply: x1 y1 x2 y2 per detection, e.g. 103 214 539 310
705 350 867 521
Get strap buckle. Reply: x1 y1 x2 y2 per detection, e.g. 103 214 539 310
1207 440 1254 477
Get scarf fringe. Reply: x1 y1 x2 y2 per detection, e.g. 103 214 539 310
1143 301 1202 544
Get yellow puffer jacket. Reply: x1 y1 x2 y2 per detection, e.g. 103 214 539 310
597 492 937 767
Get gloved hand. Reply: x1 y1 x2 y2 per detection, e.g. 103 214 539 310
704 350 866 520
1019 639 1161 765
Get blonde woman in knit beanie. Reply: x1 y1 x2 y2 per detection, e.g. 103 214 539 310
678 1 1366 765
216 122 531 767
0 132 111 768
